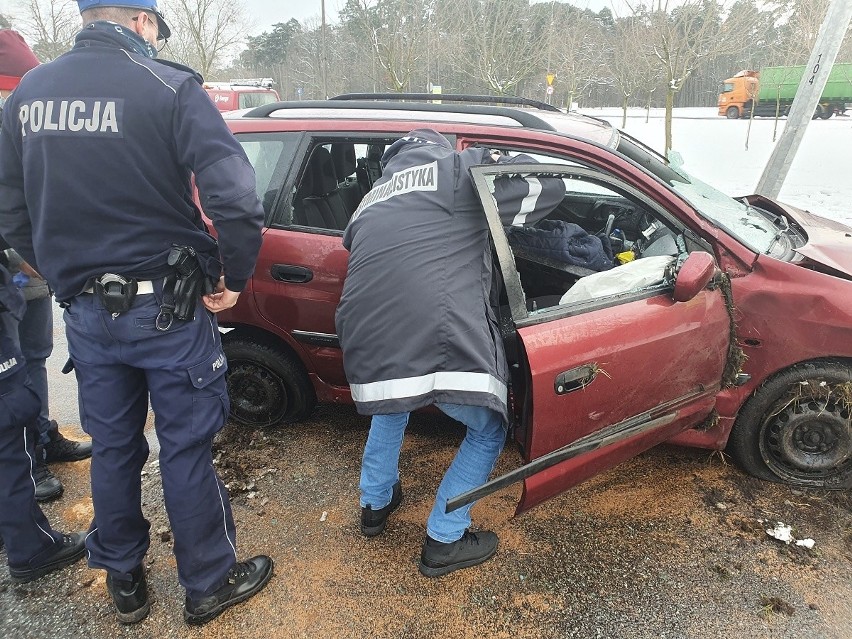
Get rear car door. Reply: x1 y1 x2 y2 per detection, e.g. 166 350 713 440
226 132 403 388
451 163 732 514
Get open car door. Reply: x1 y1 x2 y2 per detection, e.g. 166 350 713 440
448 164 733 515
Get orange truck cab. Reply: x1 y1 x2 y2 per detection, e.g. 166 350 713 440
203 78 280 112
719 65 852 119
717 70 759 119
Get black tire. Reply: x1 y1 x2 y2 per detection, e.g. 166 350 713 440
223 338 317 427
819 105 834 120
727 361 852 488
725 106 739 119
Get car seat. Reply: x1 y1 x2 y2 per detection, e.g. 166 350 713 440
293 147 349 230
330 143 362 217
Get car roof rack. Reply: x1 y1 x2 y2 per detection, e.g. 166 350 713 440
331 93 562 113
243 97 558 131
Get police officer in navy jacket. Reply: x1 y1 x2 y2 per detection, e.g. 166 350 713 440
0 259 87 582
0 1 271 625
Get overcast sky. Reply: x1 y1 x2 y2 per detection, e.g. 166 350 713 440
0 0 630 38
243 0 627 35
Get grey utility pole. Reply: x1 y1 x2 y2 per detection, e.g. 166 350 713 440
756 0 852 198
321 0 329 99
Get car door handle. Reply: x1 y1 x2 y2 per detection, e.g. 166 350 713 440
271 264 313 283
555 364 598 395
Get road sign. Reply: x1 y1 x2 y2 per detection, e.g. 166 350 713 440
546 85 554 95
546 73 555 86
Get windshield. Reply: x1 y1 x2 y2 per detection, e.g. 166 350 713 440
722 82 734 93
616 133 792 256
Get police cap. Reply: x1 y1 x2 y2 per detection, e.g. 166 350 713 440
76 0 171 40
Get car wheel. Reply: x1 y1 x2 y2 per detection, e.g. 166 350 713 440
223 338 317 427
727 361 852 488
819 106 834 120
725 106 739 119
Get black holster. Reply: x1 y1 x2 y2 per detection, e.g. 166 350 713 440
95 273 138 314
156 245 215 331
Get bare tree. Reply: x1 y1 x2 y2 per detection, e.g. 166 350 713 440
445 0 540 95
636 0 760 155
162 0 251 78
547 7 606 109
608 16 658 127
340 0 431 92
18 0 78 61
774 0 830 64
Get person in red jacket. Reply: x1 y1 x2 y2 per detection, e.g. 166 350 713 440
0 29 40 96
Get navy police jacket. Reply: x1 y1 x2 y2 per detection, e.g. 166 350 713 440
0 24 264 302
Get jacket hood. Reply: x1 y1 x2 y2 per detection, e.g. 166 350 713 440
381 128 453 168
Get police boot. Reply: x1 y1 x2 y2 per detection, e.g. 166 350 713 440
42 423 93 462
34 457 63 502
107 564 150 624
8 531 87 583
184 556 274 625
418 529 499 578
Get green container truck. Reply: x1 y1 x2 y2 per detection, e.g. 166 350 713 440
717 63 852 119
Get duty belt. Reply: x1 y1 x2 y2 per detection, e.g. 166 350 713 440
83 280 155 295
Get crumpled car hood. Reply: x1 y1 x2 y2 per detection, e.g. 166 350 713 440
745 195 852 276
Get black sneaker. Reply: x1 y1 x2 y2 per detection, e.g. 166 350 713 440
107 565 150 624
42 425 93 463
418 530 499 578
34 459 63 502
9 531 87 583
184 556 274 625
360 480 402 537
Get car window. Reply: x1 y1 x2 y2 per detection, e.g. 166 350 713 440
289 138 399 233
492 148 586 167
484 168 682 317
238 92 277 109
234 132 301 220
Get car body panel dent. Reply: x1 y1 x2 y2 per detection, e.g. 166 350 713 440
745 194 852 277
668 254 852 451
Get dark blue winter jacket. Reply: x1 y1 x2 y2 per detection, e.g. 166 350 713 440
507 220 614 272
0 23 263 301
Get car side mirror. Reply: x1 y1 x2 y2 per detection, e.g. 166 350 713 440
673 251 717 302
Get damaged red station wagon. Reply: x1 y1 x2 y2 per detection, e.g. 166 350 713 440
210 94 852 513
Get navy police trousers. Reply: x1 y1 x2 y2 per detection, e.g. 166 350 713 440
64 287 237 599
0 313 63 569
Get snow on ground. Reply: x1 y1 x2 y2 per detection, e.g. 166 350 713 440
577 106 852 225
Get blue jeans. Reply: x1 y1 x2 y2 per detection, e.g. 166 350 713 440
360 403 505 543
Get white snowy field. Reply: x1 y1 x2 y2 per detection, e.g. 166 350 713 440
577 106 852 225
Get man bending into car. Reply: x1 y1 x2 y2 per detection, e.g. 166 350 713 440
335 129 564 576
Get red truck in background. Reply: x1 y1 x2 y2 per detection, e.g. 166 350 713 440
203 78 280 112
